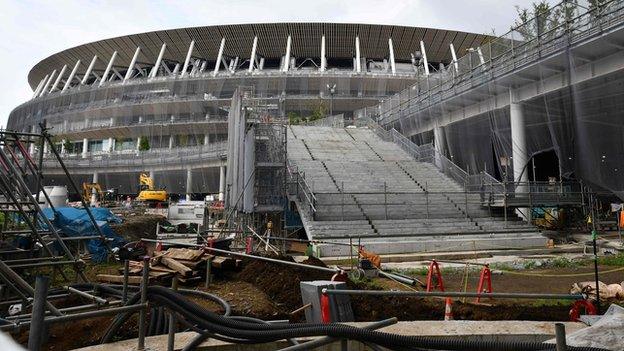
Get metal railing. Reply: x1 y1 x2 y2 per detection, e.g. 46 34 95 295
287 162 317 219
42 142 227 169
376 0 624 125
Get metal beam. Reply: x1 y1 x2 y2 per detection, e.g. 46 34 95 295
320 35 326 72
99 51 118 87
388 38 396 75
420 40 429 76
32 76 47 98
124 46 141 82
181 40 195 77
283 35 292 72
450 43 459 73
39 70 56 97
248 36 258 73
49 64 67 93
81 55 98 85
149 43 167 78
62 60 81 91
355 36 361 73
213 38 225 76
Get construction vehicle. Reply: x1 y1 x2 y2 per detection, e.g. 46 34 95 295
137 173 168 203
82 182 103 203
81 183 118 206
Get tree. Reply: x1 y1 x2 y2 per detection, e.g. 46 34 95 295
308 99 328 122
138 137 150 151
288 111 302 125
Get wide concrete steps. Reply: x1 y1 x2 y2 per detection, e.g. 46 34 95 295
288 125 544 256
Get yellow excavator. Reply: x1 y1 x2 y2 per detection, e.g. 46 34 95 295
137 173 167 203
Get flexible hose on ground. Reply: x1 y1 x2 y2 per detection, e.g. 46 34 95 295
141 286 608 351
64 284 609 351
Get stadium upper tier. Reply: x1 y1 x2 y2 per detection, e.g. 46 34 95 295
26 23 489 89
5 23 489 194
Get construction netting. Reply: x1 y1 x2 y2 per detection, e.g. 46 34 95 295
364 0 624 199
8 68 417 197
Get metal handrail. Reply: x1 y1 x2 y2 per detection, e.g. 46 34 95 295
375 0 624 125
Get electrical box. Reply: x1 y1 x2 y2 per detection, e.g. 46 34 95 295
300 280 354 323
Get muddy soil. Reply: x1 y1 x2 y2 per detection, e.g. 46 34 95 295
110 214 165 242
237 255 334 313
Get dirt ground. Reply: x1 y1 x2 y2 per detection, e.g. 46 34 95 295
109 214 165 242
10 254 624 350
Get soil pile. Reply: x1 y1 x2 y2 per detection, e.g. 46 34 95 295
110 214 165 241
237 255 333 311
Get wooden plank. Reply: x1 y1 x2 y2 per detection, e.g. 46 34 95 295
211 256 235 269
164 248 204 261
161 257 192 276
96 274 146 285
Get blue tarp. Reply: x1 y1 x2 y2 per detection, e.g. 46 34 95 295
42 207 125 263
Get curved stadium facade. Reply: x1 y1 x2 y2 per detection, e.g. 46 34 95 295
8 23 489 197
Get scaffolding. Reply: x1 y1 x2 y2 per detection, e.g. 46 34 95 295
0 122 113 305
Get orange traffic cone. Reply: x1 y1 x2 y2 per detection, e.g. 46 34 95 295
444 297 453 321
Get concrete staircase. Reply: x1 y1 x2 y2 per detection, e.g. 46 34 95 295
288 125 546 256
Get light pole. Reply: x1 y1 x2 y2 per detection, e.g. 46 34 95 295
326 83 336 117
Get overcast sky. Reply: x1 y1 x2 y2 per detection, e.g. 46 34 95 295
0 0 544 127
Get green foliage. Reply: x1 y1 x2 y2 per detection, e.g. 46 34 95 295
598 252 624 267
138 137 150 151
62 139 72 152
308 99 328 122
513 1 579 40
288 112 302 125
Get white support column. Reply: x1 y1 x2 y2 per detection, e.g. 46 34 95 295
282 35 292 72
388 38 396 75
81 56 98 85
99 51 118 87
320 35 326 72
43 140 49 154
510 91 528 184
136 136 142 152
510 89 529 219
204 134 209 146
39 70 56 97
29 126 36 155
449 43 459 73
172 63 180 75
124 46 141 82
185 168 193 201
149 170 155 179
181 40 195 77
213 38 225 76
355 36 361 73
82 138 88 159
219 165 225 201
108 137 114 152
92 171 99 184
433 126 446 155
49 65 67 93
420 41 430 76
62 60 81 91
248 36 258 73
32 76 48 98
150 43 167 78
169 135 174 149
60 139 66 154
476 47 485 65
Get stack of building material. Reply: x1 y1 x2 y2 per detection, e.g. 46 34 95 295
96 248 236 285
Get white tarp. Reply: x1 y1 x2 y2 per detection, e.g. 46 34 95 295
547 304 624 351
